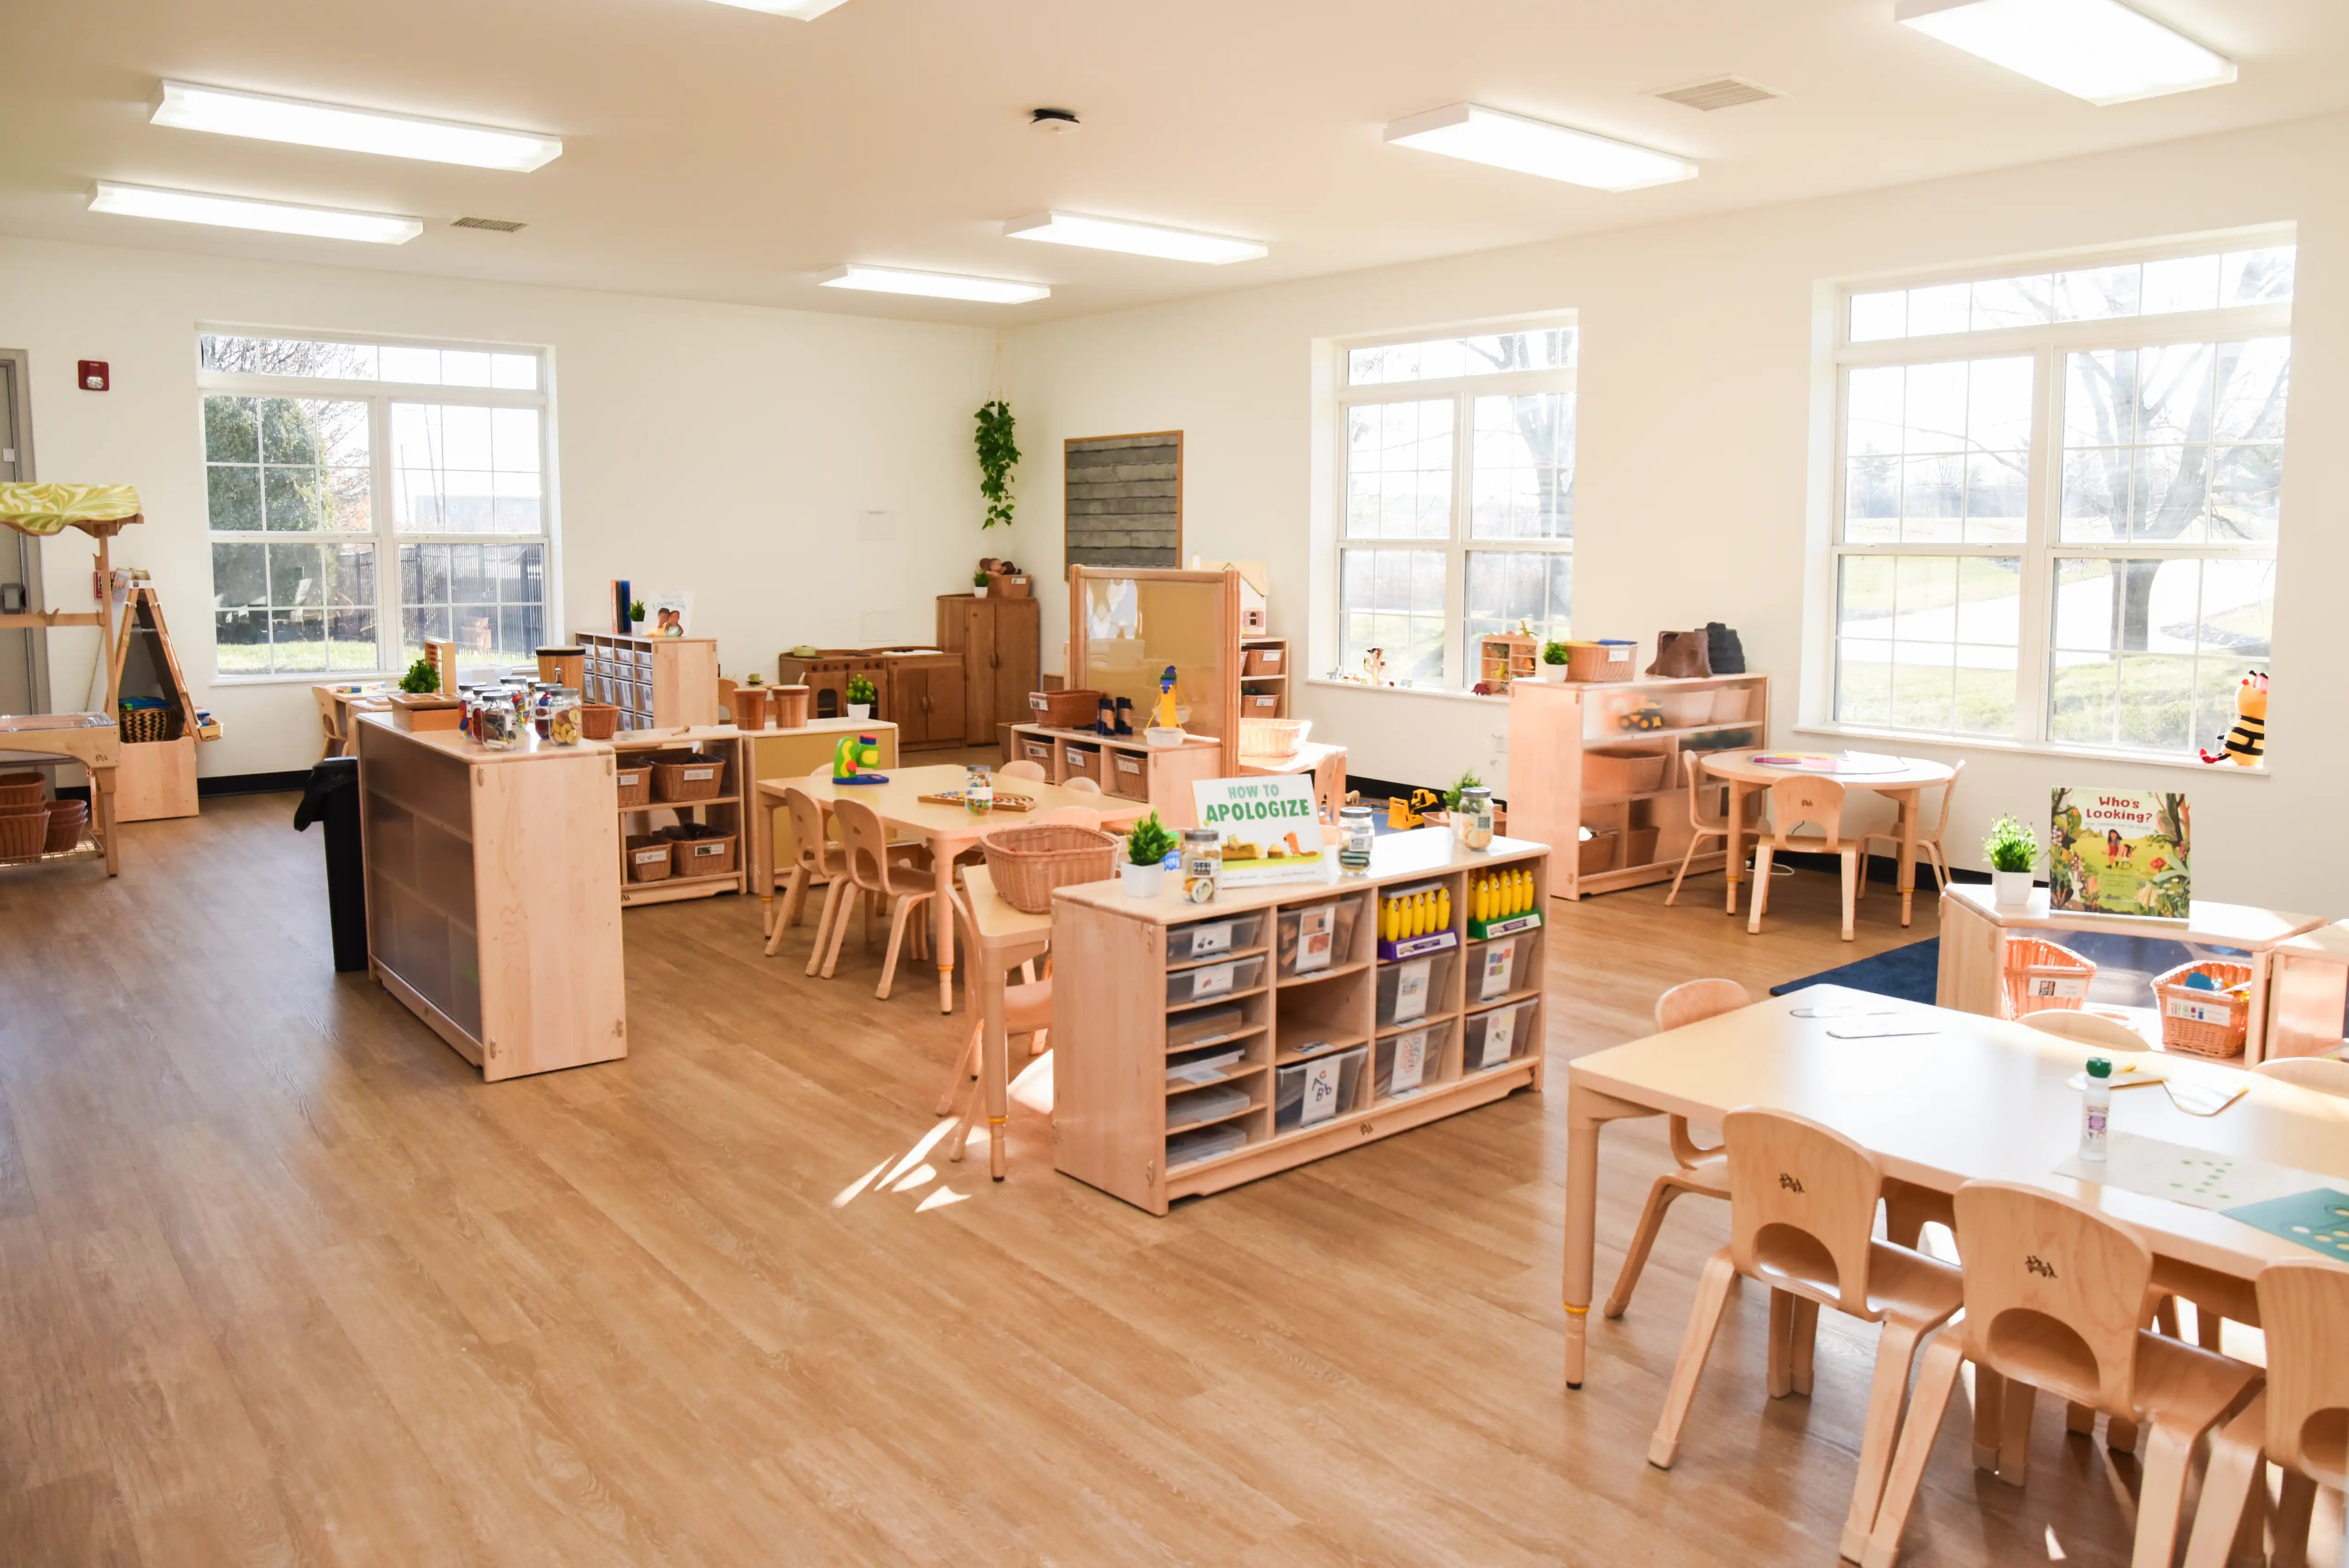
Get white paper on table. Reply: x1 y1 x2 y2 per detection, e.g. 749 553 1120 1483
1824 1024 1940 1040
1478 1007 1517 1070
1391 1028 1427 1094
1300 1058 1343 1126
1479 943 1515 1002
1393 957 1432 1024
2053 1131 2327 1212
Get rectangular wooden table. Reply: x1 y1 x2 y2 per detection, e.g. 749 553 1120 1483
755 762 1145 1011
1561 984 2349 1387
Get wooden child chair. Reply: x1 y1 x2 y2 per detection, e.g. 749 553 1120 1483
1649 1109 1963 1562
1858 758 1964 901
1864 1182 2261 1568
1666 751 1752 908
1063 775 1102 796
825 796 935 1000
1038 805 1102 830
1749 773 1860 942
2020 1010 2153 1051
766 786 841 965
2255 1056 2349 1097
2183 1260 2349 1568
999 760 1047 783
935 883 1054 1164
1604 978 1751 1318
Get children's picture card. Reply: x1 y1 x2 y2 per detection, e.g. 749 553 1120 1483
2056 1131 2320 1212
2049 788 2189 918
2220 1189 2349 1260
1192 775 1326 886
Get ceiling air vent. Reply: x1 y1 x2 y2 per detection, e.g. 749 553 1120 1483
451 215 528 233
1652 77 1781 112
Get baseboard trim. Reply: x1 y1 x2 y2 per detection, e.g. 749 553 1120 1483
200 770 309 797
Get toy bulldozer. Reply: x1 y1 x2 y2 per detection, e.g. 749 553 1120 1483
1387 787 1443 830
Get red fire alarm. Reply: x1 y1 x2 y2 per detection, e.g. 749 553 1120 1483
78 360 110 392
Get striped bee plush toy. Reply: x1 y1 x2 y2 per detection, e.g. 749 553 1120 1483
2200 669 2268 766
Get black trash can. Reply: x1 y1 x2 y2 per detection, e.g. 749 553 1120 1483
294 757 369 972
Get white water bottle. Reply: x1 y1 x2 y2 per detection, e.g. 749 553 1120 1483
2080 1056 2113 1163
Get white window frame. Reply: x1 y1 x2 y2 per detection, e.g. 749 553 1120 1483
1813 236 2291 764
1327 317 1577 692
197 327 560 682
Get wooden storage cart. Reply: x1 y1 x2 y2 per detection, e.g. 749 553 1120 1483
1239 634 1290 719
1052 829 1548 1214
1507 671 1769 899
610 726 748 907
1007 722 1225 828
936 593 1041 743
1478 632 1538 690
354 712 625 1079
581 632 720 730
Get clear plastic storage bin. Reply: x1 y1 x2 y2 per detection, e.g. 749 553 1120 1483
1166 913 1263 964
1276 899 1364 978
1274 1045 1367 1133
1166 1123 1250 1169
1467 933 1532 1005
1461 998 1538 1074
1166 954 1265 1007
1374 1018 1455 1100
1374 949 1455 1029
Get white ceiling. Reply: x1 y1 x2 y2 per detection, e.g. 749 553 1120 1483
7 0 2348 325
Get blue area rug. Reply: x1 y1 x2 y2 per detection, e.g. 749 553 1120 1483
1770 938 1940 1006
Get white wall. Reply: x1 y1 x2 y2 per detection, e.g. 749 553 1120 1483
1006 112 2349 912
0 236 998 778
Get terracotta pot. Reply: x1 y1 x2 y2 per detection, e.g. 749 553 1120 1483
773 685 810 729
730 687 769 731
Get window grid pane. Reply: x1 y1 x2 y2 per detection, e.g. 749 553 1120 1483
1338 547 1445 685
1464 552 1571 656
1843 357 2031 546
1349 328 1577 386
1469 392 1574 540
1344 400 1452 540
1844 244 2294 344
1834 555 2021 737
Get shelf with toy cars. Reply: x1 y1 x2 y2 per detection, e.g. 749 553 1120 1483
1506 667 1770 900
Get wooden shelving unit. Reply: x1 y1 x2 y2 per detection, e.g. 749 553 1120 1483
611 726 748 908
581 633 720 730
1007 722 1225 829
1507 672 1770 900
1052 829 1548 1215
1239 635 1289 720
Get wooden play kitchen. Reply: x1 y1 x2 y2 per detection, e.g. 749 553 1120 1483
354 711 625 1079
1935 882 2323 1063
1507 669 1768 898
1050 828 1549 1215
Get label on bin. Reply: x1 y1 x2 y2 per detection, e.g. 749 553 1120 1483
1478 1008 1518 1070
1392 958 1431 1024
1295 906 1335 973
1192 963 1236 1000
2165 996 2229 1024
1479 943 1516 1002
1301 1058 1343 1126
2029 976 2089 1000
1391 1028 1428 1095
1190 923 1233 958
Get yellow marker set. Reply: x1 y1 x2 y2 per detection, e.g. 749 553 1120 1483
1471 868 1536 924
1379 886 1451 943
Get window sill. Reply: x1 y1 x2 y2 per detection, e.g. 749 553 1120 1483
1303 677 1508 707
210 671 396 688
1794 724 2268 778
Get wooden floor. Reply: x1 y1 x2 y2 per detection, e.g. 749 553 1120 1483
0 794 2250 1566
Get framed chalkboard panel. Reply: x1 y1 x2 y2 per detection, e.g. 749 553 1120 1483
1064 431 1181 568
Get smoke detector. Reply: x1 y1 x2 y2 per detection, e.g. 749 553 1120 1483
1028 107 1081 135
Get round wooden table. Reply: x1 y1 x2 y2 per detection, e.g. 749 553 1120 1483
1699 750 1957 926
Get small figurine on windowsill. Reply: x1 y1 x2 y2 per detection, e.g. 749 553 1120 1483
1145 666 1185 748
1362 646 1388 687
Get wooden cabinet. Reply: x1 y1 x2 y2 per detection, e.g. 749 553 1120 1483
936 594 1041 742
580 633 719 730
355 714 626 1080
882 652 965 750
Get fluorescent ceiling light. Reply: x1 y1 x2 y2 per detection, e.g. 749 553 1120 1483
1003 211 1267 265
88 181 423 245
1895 0 2236 105
817 265 1049 304
151 80 561 172
1384 103 1697 192
704 0 852 16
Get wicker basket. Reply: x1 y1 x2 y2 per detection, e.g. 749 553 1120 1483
625 833 675 883
669 832 739 879
1564 640 1637 683
653 752 726 803
1239 716 1311 760
1028 688 1102 730
579 703 620 741
2152 960 2255 1059
120 704 172 743
2002 936 2097 1017
0 808 45 860
614 761 652 809
42 799 88 854
981 822 1121 913
0 772 43 807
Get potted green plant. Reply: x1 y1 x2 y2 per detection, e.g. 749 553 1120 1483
1122 812 1178 897
388 655 462 731
973 567 992 599
627 598 647 636
1984 814 2039 907
975 400 1019 529
1537 641 1570 682
397 655 439 695
846 674 877 721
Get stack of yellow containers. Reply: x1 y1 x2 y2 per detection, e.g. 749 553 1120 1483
1378 884 1452 944
1469 867 1537 928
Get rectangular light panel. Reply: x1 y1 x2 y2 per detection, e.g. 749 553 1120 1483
1384 104 1697 192
152 81 561 172
1895 0 2236 105
89 181 424 245
704 0 853 16
1003 211 1266 265
816 265 1049 304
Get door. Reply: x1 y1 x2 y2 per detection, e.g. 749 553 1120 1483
990 599 1040 735
919 657 964 747
0 353 35 714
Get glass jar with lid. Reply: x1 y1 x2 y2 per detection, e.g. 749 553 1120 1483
1457 786 1496 851
544 687 582 746
1338 805 1376 872
1180 828 1222 903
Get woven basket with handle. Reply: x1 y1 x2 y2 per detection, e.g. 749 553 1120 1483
981 822 1121 913
2152 959 2254 1058
120 704 172 743
0 804 46 860
2001 936 2097 1017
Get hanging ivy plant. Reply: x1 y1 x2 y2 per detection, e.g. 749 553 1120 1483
974 399 1020 529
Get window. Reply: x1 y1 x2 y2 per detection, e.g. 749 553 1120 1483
1828 240 2290 761
1335 323 1576 688
200 332 553 676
